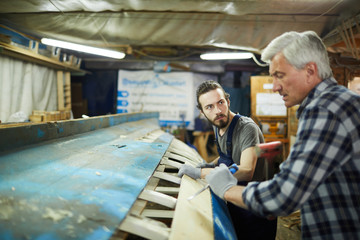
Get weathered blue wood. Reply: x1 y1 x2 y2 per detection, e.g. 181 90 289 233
0 113 173 240
0 112 159 153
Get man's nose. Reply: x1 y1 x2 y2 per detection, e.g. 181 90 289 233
215 104 222 113
272 80 281 92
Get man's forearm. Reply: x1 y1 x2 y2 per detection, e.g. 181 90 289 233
233 167 253 182
223 185 248 209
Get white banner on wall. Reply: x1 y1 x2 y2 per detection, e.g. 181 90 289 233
256 93 287 116
118 70 195 128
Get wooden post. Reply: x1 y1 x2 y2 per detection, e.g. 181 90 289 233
57 70 65 111
64 71 72 110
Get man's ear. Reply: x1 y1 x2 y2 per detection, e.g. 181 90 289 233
306 62 317 81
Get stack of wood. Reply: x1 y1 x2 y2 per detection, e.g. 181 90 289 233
29 110 71 122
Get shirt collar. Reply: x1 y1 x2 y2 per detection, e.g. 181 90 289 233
296 77 338 119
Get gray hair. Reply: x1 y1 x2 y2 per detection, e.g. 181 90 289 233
261 31 332 80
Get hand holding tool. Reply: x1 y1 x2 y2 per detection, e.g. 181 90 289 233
178 164 201 179
187 163 238 201
254 141 282 161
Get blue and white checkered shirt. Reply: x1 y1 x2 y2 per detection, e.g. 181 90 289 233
243 78 360 239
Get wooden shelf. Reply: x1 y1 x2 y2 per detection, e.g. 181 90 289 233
0 42 87 74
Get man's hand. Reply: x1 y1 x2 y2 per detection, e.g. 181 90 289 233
178 164 201 179
205 164 237 200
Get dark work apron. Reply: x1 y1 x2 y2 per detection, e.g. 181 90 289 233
214 114 277 240
215 114 240 167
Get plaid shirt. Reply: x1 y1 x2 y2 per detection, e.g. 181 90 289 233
243 78 360 239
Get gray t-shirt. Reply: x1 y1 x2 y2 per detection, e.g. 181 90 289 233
215 116 266 182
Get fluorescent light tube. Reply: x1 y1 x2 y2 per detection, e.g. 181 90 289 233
41 38 125 59
200 52 253 60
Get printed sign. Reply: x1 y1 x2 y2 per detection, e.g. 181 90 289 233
118 70 194 127
256 93 287 116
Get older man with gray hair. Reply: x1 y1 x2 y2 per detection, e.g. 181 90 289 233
206 31 360 239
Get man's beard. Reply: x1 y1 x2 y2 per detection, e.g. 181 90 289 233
204 110 230 129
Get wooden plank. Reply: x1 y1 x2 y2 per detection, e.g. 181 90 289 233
29 114 43 123
153 171 181 185
168 138 203 163
0 42 87 73
64 71 72 110
139 190 177 209
155 186 180 195
161 158 183 169
141 209 174 219
57 70 65 111
127 165 165 216
111 162 167 238
137 129 164 142
166 152 197 166
118 215 170 240
169 175 213 240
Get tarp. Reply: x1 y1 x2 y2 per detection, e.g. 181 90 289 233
0 0 357 54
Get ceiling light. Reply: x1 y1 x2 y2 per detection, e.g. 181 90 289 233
41 38 125 59
200 52 253 60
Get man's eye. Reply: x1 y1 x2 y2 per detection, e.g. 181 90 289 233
274 73 284 79
205 105 212 110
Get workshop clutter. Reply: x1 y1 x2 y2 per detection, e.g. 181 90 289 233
29 110 71 122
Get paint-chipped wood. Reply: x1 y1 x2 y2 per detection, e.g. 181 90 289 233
0 112 169 239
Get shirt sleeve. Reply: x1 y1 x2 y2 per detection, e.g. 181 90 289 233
237 122 262 153
242 107 352 217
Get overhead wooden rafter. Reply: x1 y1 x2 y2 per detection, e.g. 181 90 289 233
324 14 360 60
0 42 87 73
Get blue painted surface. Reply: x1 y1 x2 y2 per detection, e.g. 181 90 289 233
0 114 171 239
0 112 159 152
37 128 45 138
211 192 238 240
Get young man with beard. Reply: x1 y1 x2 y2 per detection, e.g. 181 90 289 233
205 31 360 240
178 80 277 240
